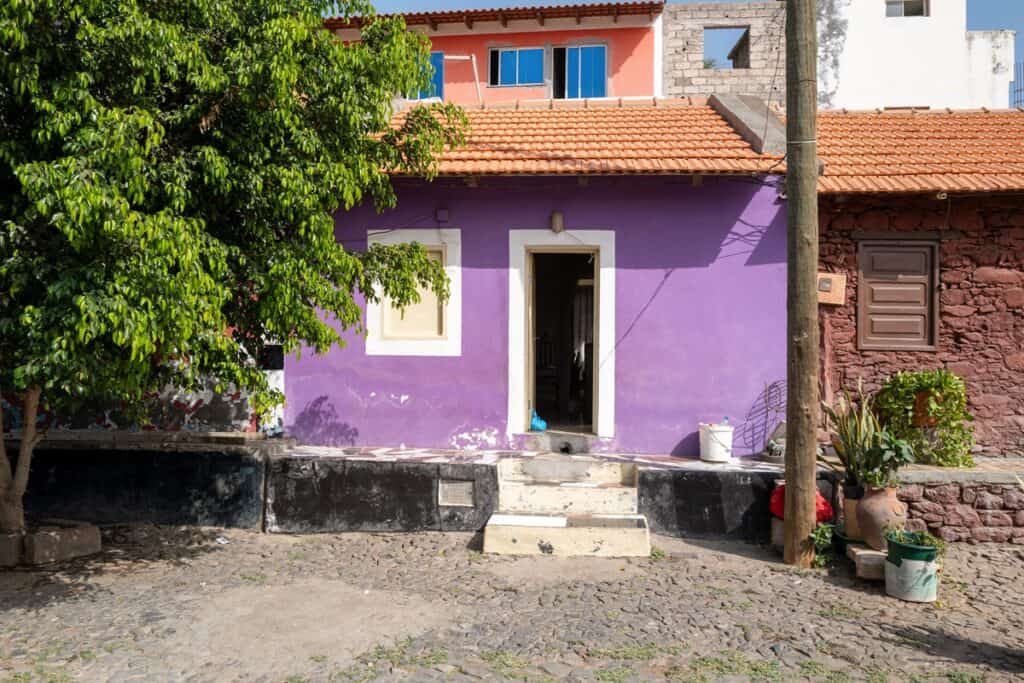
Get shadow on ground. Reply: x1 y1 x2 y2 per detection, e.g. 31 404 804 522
0 524 226 611
876 623 1024 673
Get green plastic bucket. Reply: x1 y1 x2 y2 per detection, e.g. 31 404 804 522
885 538 938 603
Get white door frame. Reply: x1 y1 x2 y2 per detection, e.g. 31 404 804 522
507 229 616 438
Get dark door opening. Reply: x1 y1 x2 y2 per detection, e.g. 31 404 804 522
532 252 596 433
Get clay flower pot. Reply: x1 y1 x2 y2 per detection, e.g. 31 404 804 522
856 486 907 551
842 484 865 541
912 390 939 428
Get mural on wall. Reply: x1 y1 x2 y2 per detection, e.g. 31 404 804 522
2 377 283 436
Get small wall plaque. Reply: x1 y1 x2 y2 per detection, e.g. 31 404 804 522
817 272 847 306
439 479 475 507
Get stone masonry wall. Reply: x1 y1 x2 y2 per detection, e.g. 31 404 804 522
899 483 1024 544
662 2 786 102
819 195 1024 457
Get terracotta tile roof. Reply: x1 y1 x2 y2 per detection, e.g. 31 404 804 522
818 109 1024 194
401 98 783 176
326 1 664 30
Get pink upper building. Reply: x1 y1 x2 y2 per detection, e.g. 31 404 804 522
327 1 665 106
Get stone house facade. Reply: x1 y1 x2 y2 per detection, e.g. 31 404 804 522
819 194 1024 458
899 481 1024 544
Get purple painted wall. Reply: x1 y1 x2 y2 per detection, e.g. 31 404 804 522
285 175 787 456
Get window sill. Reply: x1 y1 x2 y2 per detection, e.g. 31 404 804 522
366 338 461 357
857 343 937 352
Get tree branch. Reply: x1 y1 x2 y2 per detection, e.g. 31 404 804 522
12 387 41 498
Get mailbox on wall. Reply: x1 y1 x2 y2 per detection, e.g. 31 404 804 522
817 272 847 306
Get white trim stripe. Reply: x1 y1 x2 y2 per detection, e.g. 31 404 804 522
366 228 462 357
507 229 616 439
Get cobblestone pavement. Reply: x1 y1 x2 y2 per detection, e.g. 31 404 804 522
2 527 1023 683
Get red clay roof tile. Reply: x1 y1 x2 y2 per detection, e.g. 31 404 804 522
400 98 782 177
817 109 1024 194
399 100 1024 195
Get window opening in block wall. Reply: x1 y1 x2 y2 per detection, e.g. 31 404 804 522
703 27 750 70
886 0 928 18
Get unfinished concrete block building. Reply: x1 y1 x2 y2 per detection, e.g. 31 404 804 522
662 1 786 104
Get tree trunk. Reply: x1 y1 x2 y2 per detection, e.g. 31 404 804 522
783 0 820 568
0 387 42 534
0 492 24 535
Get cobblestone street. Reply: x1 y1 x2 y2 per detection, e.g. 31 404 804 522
1 527 1023 682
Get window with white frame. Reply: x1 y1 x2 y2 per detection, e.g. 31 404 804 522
886 0 928 17
365 229 462 356
488 47 545 86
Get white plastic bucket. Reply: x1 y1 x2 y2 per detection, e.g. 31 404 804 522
885 557 938 603
699 423 734 463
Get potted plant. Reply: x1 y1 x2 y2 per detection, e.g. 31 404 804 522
821 387 876 542
875 370 974 468
884 528 945 603
857 429 915 551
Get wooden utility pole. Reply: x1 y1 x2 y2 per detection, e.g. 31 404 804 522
783 0 819 568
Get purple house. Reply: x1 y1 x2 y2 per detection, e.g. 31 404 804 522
285 97 788 457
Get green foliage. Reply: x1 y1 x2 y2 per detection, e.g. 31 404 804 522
884 528 947 559
860 429 915 488
0 0 467 422
821 385 878 486
875 370 974 468
809 522 834 568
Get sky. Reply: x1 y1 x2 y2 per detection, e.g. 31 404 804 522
368 0 1023 94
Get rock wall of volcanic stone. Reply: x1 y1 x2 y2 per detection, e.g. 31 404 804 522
819 195 1024 457
899 483 1024 543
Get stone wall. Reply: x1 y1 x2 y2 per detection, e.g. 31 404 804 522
899 482 1024 544
662 2 786 102
819 194 1024 457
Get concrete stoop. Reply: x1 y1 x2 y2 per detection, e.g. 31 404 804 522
483 513 650 557
484 455 651 557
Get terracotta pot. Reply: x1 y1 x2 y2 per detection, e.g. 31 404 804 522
857 486 908 551
842 484 864 541
843 498 863 541
912 390 939 428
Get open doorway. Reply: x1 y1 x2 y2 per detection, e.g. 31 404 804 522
530 252 596 433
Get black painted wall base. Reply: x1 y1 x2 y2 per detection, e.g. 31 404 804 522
640 469 836 543
16 443 835 542
265 456 498 533
20 447 266 529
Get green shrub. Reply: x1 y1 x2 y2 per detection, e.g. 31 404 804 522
874 370 974 468
860 429 915 487
809 523 835 568
821 385 878 487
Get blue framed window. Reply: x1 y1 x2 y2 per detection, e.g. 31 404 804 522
416 52 444 100
561 45 607 99
488 48 545 86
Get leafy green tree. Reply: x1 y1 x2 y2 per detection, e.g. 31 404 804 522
0 0 465 532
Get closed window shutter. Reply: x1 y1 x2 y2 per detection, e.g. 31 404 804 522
857 241 938 350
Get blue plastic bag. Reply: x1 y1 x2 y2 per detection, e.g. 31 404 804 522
530 410 548 432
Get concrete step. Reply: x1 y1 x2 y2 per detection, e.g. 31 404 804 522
518 431 592 455
483 513 650 557
498 480 638 515
498 454 637 486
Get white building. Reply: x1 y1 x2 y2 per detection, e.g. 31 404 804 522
825 0 1015 110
